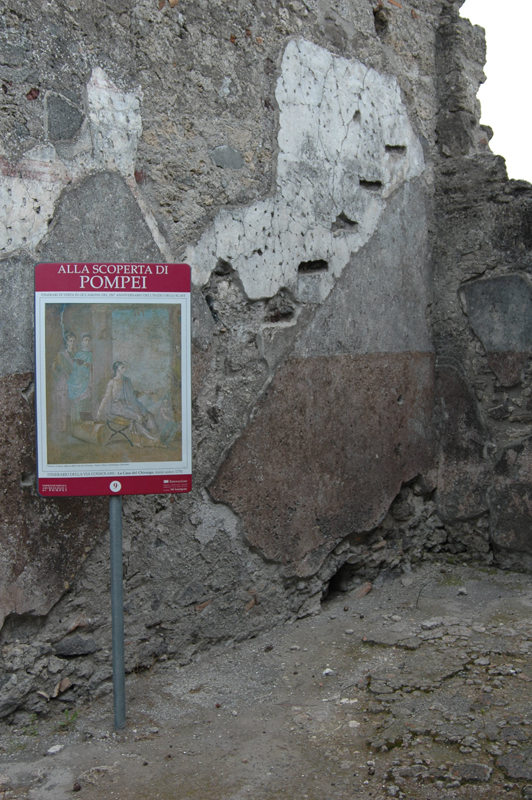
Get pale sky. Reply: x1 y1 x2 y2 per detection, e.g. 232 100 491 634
460 0 532 183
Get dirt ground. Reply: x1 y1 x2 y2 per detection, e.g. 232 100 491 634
2 561 532 800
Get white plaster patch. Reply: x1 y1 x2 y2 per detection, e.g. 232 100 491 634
86 67 142 179
0 69 144 256
187 39 424 301
0 146 70 254
191 491 241 546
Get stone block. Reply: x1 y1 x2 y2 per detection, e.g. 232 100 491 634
0 252 36 377
37 172 163 263
54 634 100 657
461 274 532 386
489 437 532 557
210 146 244 170
45 93 84 142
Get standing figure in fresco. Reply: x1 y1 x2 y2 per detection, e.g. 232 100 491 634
156 395 180 445
68 333 93 421
97 361 160 444
51 330 76 431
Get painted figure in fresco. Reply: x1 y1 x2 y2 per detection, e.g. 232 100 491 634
97 361 160 443
51 330 76 431
156 395 180 445
68 334 93 421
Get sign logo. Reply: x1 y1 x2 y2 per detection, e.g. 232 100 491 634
110 480 122 493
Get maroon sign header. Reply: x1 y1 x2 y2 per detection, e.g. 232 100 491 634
35 262 190 293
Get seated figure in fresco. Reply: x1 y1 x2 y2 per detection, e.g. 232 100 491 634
68 333 93 421
97 361 160 445
51 330 76 431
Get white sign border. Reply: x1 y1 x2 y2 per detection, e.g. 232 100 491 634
35 291 192 480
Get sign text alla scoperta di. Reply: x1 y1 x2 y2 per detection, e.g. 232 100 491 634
57 263 170 290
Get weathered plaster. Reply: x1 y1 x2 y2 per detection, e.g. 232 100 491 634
187 39 425 301
0 68 146 256
2 0 531 720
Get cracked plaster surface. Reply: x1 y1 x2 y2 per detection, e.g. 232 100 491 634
0 68 144 256
187 39 425 301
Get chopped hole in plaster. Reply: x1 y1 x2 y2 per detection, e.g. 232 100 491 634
214 257 232 276
385 145 407 156
352 110 361 123
266 290 296 323
20 472 36 488
207 406 222 423
373 6 390 36
204 294 219 322
252 248 263 256
359 179 383 191
331 212 358 234
298 259 329 274
397 395 404 405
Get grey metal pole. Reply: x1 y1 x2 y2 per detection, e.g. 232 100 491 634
109 495 126 730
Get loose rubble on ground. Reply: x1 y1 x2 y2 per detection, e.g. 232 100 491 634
2 561 532 799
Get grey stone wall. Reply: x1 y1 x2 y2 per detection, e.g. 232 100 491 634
0 0 530 718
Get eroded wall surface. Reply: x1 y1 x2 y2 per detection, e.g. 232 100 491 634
0 0 529 717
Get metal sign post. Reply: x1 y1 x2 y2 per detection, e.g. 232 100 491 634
34 262 192 730
109 495 125 729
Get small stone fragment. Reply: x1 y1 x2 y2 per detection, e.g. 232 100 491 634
497 754 532 780
355 582 372 598
457 587 468 596
52 677 72 698
322 668 334 676
47 744 65 755
210 146 244 170
421 618 443 630
451 762 491 782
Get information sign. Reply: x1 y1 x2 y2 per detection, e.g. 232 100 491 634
35 262 192 497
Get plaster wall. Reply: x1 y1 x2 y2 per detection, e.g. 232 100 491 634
0 0 530 717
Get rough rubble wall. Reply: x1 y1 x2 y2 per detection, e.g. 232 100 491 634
432 1 532 571
0 0 527 718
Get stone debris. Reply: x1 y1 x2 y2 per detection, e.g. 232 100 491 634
450 761 492 782
2 564 532 799
46 744 64 755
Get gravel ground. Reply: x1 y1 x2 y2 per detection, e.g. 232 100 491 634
2 561 532 800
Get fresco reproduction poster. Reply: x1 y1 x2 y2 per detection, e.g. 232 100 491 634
35 263 192 497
